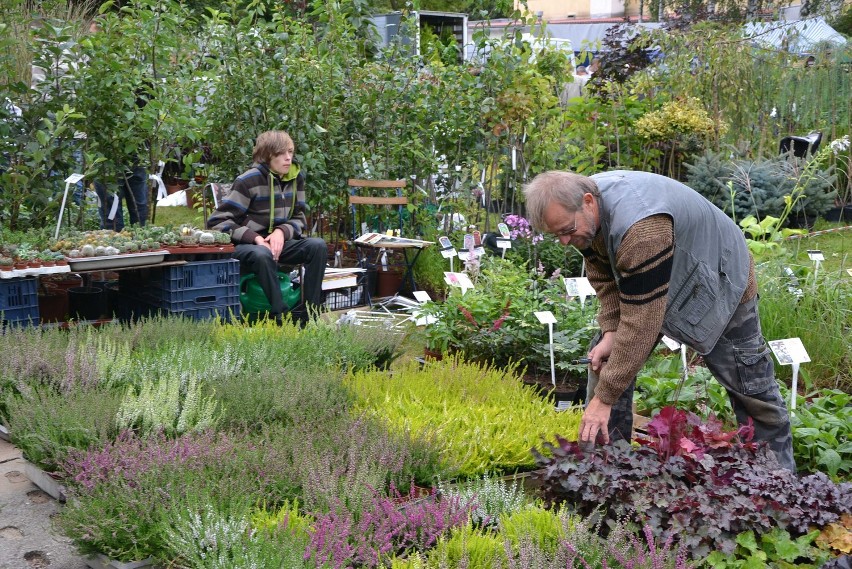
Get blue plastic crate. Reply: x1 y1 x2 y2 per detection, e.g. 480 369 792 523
0 277 40 328
146 259 240 296
150 297 241 322
146 285 240 313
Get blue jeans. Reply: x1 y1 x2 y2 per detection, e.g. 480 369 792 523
95 166 148 231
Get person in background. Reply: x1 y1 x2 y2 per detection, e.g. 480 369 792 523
524 170 795 472
589 57 601 74
207 130 326 325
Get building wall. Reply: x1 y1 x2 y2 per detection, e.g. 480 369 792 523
517 0 644 20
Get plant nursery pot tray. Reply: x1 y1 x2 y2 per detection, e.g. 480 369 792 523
23 461 67 502
86 553 159 569
0 265 71 279
66 251 169 272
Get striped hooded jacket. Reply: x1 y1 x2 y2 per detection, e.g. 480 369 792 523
207 163 307 244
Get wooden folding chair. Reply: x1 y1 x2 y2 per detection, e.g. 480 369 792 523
348 179 428 302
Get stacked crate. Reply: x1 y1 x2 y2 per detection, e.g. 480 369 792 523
0 277 40 328
118 259 241 322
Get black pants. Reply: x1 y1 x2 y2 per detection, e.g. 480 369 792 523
233 238 327 316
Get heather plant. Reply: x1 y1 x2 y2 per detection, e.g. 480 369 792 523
426 524 508 568
59 429 301 561
437 475 529 528
288 414 446 514
347 358 583 477
4 385 122 471
305 485 474 569
532 407 852 560
115 370 218 436
211 365 351 431
163 500 309 569
499 505 567 556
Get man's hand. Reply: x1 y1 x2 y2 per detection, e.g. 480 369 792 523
579 397 612 447
264 228 286 259
589 330 615 372
253 235 274 255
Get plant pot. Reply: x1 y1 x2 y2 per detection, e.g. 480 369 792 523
424 347 443 361
376 267 404 297
38 289 69 323
68 286 108 320
823 204 852 222
13 261 27 270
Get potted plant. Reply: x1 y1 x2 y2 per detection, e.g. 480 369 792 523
0 256 13 273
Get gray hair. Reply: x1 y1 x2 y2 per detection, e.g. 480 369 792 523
524 171 599 232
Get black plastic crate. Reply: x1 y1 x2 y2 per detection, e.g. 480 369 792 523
0 277 40 328
322 282 367 311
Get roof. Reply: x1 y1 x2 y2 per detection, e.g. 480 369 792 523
742 17 848 54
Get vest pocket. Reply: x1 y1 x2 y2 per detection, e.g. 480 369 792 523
733 337 775 395
667 262 718 345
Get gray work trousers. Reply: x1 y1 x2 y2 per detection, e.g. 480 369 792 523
587 297 795 471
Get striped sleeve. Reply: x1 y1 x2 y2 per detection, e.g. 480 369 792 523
206 177 260 244
593 215 674 405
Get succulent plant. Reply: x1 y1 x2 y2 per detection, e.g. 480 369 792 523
198 232 215 245
80 244 96 257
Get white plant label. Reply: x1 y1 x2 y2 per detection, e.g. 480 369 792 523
444 272 474 294
769 338 811 365
847 269 852 277
413 290 431 303
806 250 825 262
661 335 681 351
534 311 557 324
564 277 596 297
495 238 512 249
65 173 84 185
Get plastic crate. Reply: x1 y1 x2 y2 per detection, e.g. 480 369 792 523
144 259 240 298
322 282 366 311
149 297 241 322
0 277 40 328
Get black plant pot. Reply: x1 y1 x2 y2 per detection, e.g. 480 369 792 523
822 205 852 223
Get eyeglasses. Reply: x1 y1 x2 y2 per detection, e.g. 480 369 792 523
554 219 578 238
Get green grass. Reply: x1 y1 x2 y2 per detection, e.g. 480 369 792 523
150 205 205 229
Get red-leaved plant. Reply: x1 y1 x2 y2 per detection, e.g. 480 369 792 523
636 406 756 461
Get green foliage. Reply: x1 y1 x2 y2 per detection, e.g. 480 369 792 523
346 357 583 477
757 262 852 390
419 256 597 375
634 354 733 421
704 528 828 568
787 388 852 480
499 505 567 555
427 525 507 568
4 385 122 471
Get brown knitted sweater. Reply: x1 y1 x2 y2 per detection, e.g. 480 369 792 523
583 214 757 405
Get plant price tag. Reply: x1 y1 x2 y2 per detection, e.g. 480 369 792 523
806 250 825 262
768 338 810 365
495 238 511 249
661 336 681 351
65 173 84 185
534 311 557 324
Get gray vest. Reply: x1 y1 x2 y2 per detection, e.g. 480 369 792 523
590 171 750 354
